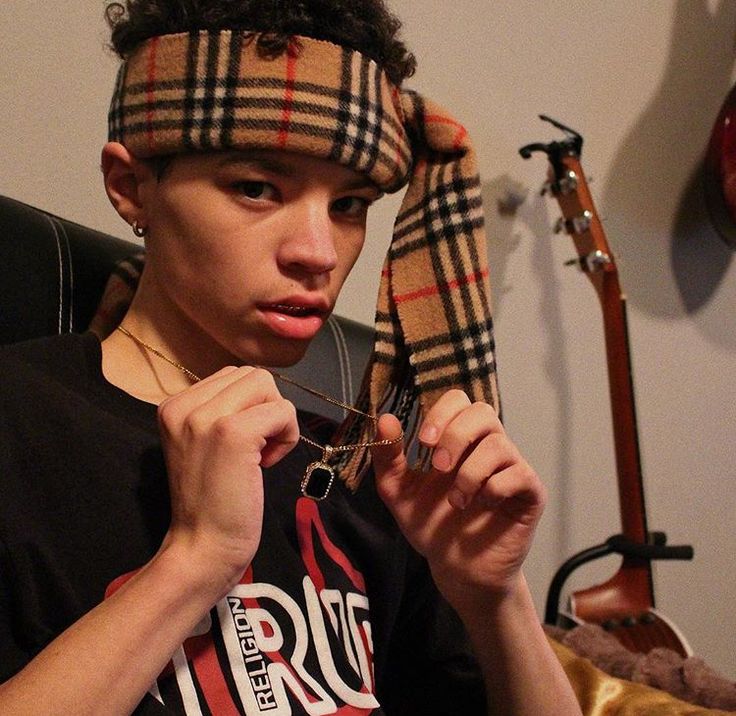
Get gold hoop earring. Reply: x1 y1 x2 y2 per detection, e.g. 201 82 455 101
132 220 147 238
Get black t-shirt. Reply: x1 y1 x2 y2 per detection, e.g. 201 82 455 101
0 333 486 714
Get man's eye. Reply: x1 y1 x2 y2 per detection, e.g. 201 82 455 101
235 181 276 201
332 196 371 217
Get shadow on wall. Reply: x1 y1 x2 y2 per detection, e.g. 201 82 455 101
483 176 575 556
481 175 524 321
602 0 736 334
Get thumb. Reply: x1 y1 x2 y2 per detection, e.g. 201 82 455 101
370 413 407 493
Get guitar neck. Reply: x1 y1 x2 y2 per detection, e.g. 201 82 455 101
555 155 649 545
520 119 696 638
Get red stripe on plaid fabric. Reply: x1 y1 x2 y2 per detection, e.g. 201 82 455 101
145 37 160 153
424 113 468 151
277 40 300 148
393 268 489 304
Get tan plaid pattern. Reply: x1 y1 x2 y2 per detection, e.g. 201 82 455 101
103 31 499 488
109 31 410 191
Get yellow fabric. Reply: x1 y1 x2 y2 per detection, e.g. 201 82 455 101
550 639 733 715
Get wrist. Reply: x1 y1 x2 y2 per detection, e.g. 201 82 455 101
439 570 532 628
153 530 253 603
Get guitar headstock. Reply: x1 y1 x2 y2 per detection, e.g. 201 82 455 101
520 116 618 292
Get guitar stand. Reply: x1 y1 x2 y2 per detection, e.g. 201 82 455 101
544 532 694 626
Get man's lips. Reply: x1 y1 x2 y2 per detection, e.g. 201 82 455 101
258 299 331 340
262 303 324 317
259 298 331 317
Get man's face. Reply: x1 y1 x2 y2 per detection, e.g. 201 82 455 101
136 149 381 366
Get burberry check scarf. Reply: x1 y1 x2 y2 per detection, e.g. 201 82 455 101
105 30 499 488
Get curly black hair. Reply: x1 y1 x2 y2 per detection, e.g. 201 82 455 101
105 0 416 85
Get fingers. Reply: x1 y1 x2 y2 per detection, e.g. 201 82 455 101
369 414 407 498
158 365 300 468
158 366 298 439
203 399 300 468
417 390 541 512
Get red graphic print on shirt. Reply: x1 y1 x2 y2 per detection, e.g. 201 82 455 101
106 498 379 715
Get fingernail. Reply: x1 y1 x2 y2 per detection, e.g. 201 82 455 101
419 424 438 444
432 447 451 472
448 488 468 510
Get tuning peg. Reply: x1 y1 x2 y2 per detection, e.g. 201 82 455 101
554 210 593 236
564 250 611 273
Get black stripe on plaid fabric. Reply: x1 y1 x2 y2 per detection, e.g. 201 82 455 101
431 162 492 400
329 49 388 176
182 31 202 150
401 90 427 155
412 351 496 396
372 308 401 361
200 31 222 149
220 30 244 146
107 63 128 142
390 200 483 260
120 75 407 149
117 93 407 165
410 321 496 369
416 157 495 403
118 117 403 176
329 47 356 166
348 57 384 176
392 174 483 239
449 161 493 322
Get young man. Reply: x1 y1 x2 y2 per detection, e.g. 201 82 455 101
0 1 581 714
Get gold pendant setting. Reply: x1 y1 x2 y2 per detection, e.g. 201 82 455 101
301 460 336 501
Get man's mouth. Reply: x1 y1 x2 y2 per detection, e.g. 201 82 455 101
267 303 322 317
259 301 329 340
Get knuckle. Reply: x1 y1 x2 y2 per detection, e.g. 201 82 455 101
182 410 211 440
284 399 299 425
453 464 478 490
249 366 278 390
157 398 183 432
211 415 246 446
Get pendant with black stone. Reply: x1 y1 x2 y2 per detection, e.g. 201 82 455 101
301 445 336 501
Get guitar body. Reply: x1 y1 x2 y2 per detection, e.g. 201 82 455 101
569 566 692 656
521 117 693 658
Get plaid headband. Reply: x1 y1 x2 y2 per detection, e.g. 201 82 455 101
102 30 499 488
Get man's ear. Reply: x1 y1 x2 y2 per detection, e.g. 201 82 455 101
101 142 149 229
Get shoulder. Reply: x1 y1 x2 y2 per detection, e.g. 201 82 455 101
0 331 97 368
0 332 98 395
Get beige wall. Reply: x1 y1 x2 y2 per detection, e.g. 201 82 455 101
2 0 735 678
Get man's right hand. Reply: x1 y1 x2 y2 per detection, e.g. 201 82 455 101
156 365 300 594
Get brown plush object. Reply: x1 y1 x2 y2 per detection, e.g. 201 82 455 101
634 648 736 712
545 623 736 711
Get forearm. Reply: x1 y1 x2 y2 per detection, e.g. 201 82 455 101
0 542 230 716
455 573 581 716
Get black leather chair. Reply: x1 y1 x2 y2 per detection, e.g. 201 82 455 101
0 194 373 421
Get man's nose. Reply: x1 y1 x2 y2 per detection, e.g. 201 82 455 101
278 199 338 274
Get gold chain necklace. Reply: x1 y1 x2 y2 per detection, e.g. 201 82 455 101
115 325 401 500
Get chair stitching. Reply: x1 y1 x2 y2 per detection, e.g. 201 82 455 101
44 215 74 333
326 315 352 414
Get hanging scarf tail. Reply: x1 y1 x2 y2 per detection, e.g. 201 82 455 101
337 89 500 490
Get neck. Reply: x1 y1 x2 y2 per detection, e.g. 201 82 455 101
101 293 237 404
